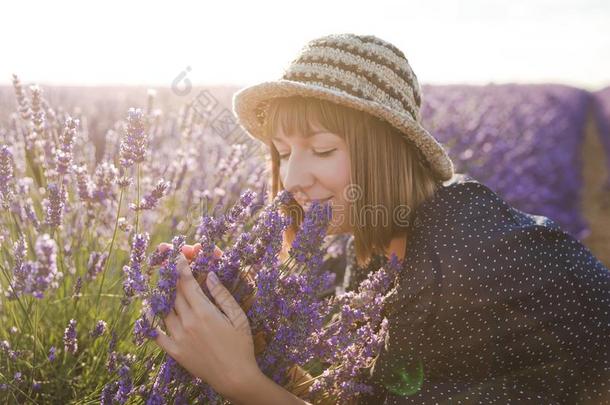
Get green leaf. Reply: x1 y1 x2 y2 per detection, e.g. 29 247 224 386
384 358 425 396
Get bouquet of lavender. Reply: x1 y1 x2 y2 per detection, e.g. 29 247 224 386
127 191 404 404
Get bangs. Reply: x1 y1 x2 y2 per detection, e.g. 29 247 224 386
264 96 352 142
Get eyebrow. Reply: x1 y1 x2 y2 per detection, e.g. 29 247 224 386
271 131 329 141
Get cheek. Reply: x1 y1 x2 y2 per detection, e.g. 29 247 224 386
328 151 351 193
278 151 351 191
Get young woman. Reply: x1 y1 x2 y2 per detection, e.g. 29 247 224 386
153 33 610 404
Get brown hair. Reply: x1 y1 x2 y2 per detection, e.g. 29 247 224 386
262 96 440 268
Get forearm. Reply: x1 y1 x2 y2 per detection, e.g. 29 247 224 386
228 369 311 405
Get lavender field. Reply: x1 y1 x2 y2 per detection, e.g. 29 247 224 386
0 78 609 403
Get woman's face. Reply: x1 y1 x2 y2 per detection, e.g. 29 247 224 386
271 122 352 235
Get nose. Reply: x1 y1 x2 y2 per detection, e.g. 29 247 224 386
281 150 314 197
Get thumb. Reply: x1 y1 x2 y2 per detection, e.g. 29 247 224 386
206 272 250 333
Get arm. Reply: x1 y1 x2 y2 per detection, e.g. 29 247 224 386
228 368 312 405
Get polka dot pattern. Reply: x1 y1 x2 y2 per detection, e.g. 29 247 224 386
344 174 610 404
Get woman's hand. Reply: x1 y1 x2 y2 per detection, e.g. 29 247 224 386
152 243 261 400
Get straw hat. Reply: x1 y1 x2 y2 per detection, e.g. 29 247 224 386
232 33 454 181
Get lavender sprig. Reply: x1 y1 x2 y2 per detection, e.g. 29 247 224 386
0 145 16 209
129 179 171 211
119 108 149 169
55 117 78 176
122 233 150 301
43 182 66 229
63 319 78 355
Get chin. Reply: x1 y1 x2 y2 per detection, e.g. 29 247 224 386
325 227 337 236
325 222 348 236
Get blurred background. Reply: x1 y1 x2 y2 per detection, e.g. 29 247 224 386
1 0 609 267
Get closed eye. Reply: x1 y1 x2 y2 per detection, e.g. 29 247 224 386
278 149 337 160
314 148 336 157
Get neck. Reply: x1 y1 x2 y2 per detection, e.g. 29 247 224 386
384 234 408 261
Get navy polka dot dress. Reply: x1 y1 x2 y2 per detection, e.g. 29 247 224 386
343 174 610 404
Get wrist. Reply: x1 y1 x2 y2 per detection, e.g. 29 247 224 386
226 365 266 404
226 365 310 405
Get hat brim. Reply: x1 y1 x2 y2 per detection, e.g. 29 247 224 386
232 79 454 181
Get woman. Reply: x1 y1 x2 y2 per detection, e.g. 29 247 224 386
153 33 610 404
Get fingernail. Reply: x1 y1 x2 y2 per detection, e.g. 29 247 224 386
208 272 218 286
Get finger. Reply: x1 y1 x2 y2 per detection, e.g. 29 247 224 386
180 244 195 261
176 252 193 279
157 242 173 253
190 243 222 261
173 289 191 319
192 243 202 256
153 325 180 358
163 307 182 335
176 254 216 314
206 272 250 333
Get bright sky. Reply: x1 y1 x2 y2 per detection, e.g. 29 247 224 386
1 0 609 90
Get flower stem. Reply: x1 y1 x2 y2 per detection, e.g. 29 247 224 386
94 188 124 319
135 163 141 235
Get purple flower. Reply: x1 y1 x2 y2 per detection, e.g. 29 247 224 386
133 313 158 346
122 233 150 300
101 354 135 404
29 85 44 137
115 364 133 403
196 215 226 242
11 74 31 122
55 117 78 176
148 235 185 318
6 236 27 299
43 182 66 229
48 346 57 362
90 320 108 339
116 173 133 189
73 164 94 202
31 233 62 298
308 254 404 402
92 161 118 204
24 197 41 230
72 276 83 300
63 319 78 355
245 191 293 269
196 190 257 241
147 358 174 404
120 108 149 168
0 145 16 209
129 179 171 211
146 356 192 404
148 247 171 267
7 234 63 300
189 235 221 281
86 251 108 280
0 340 11 361
289 200 333 269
